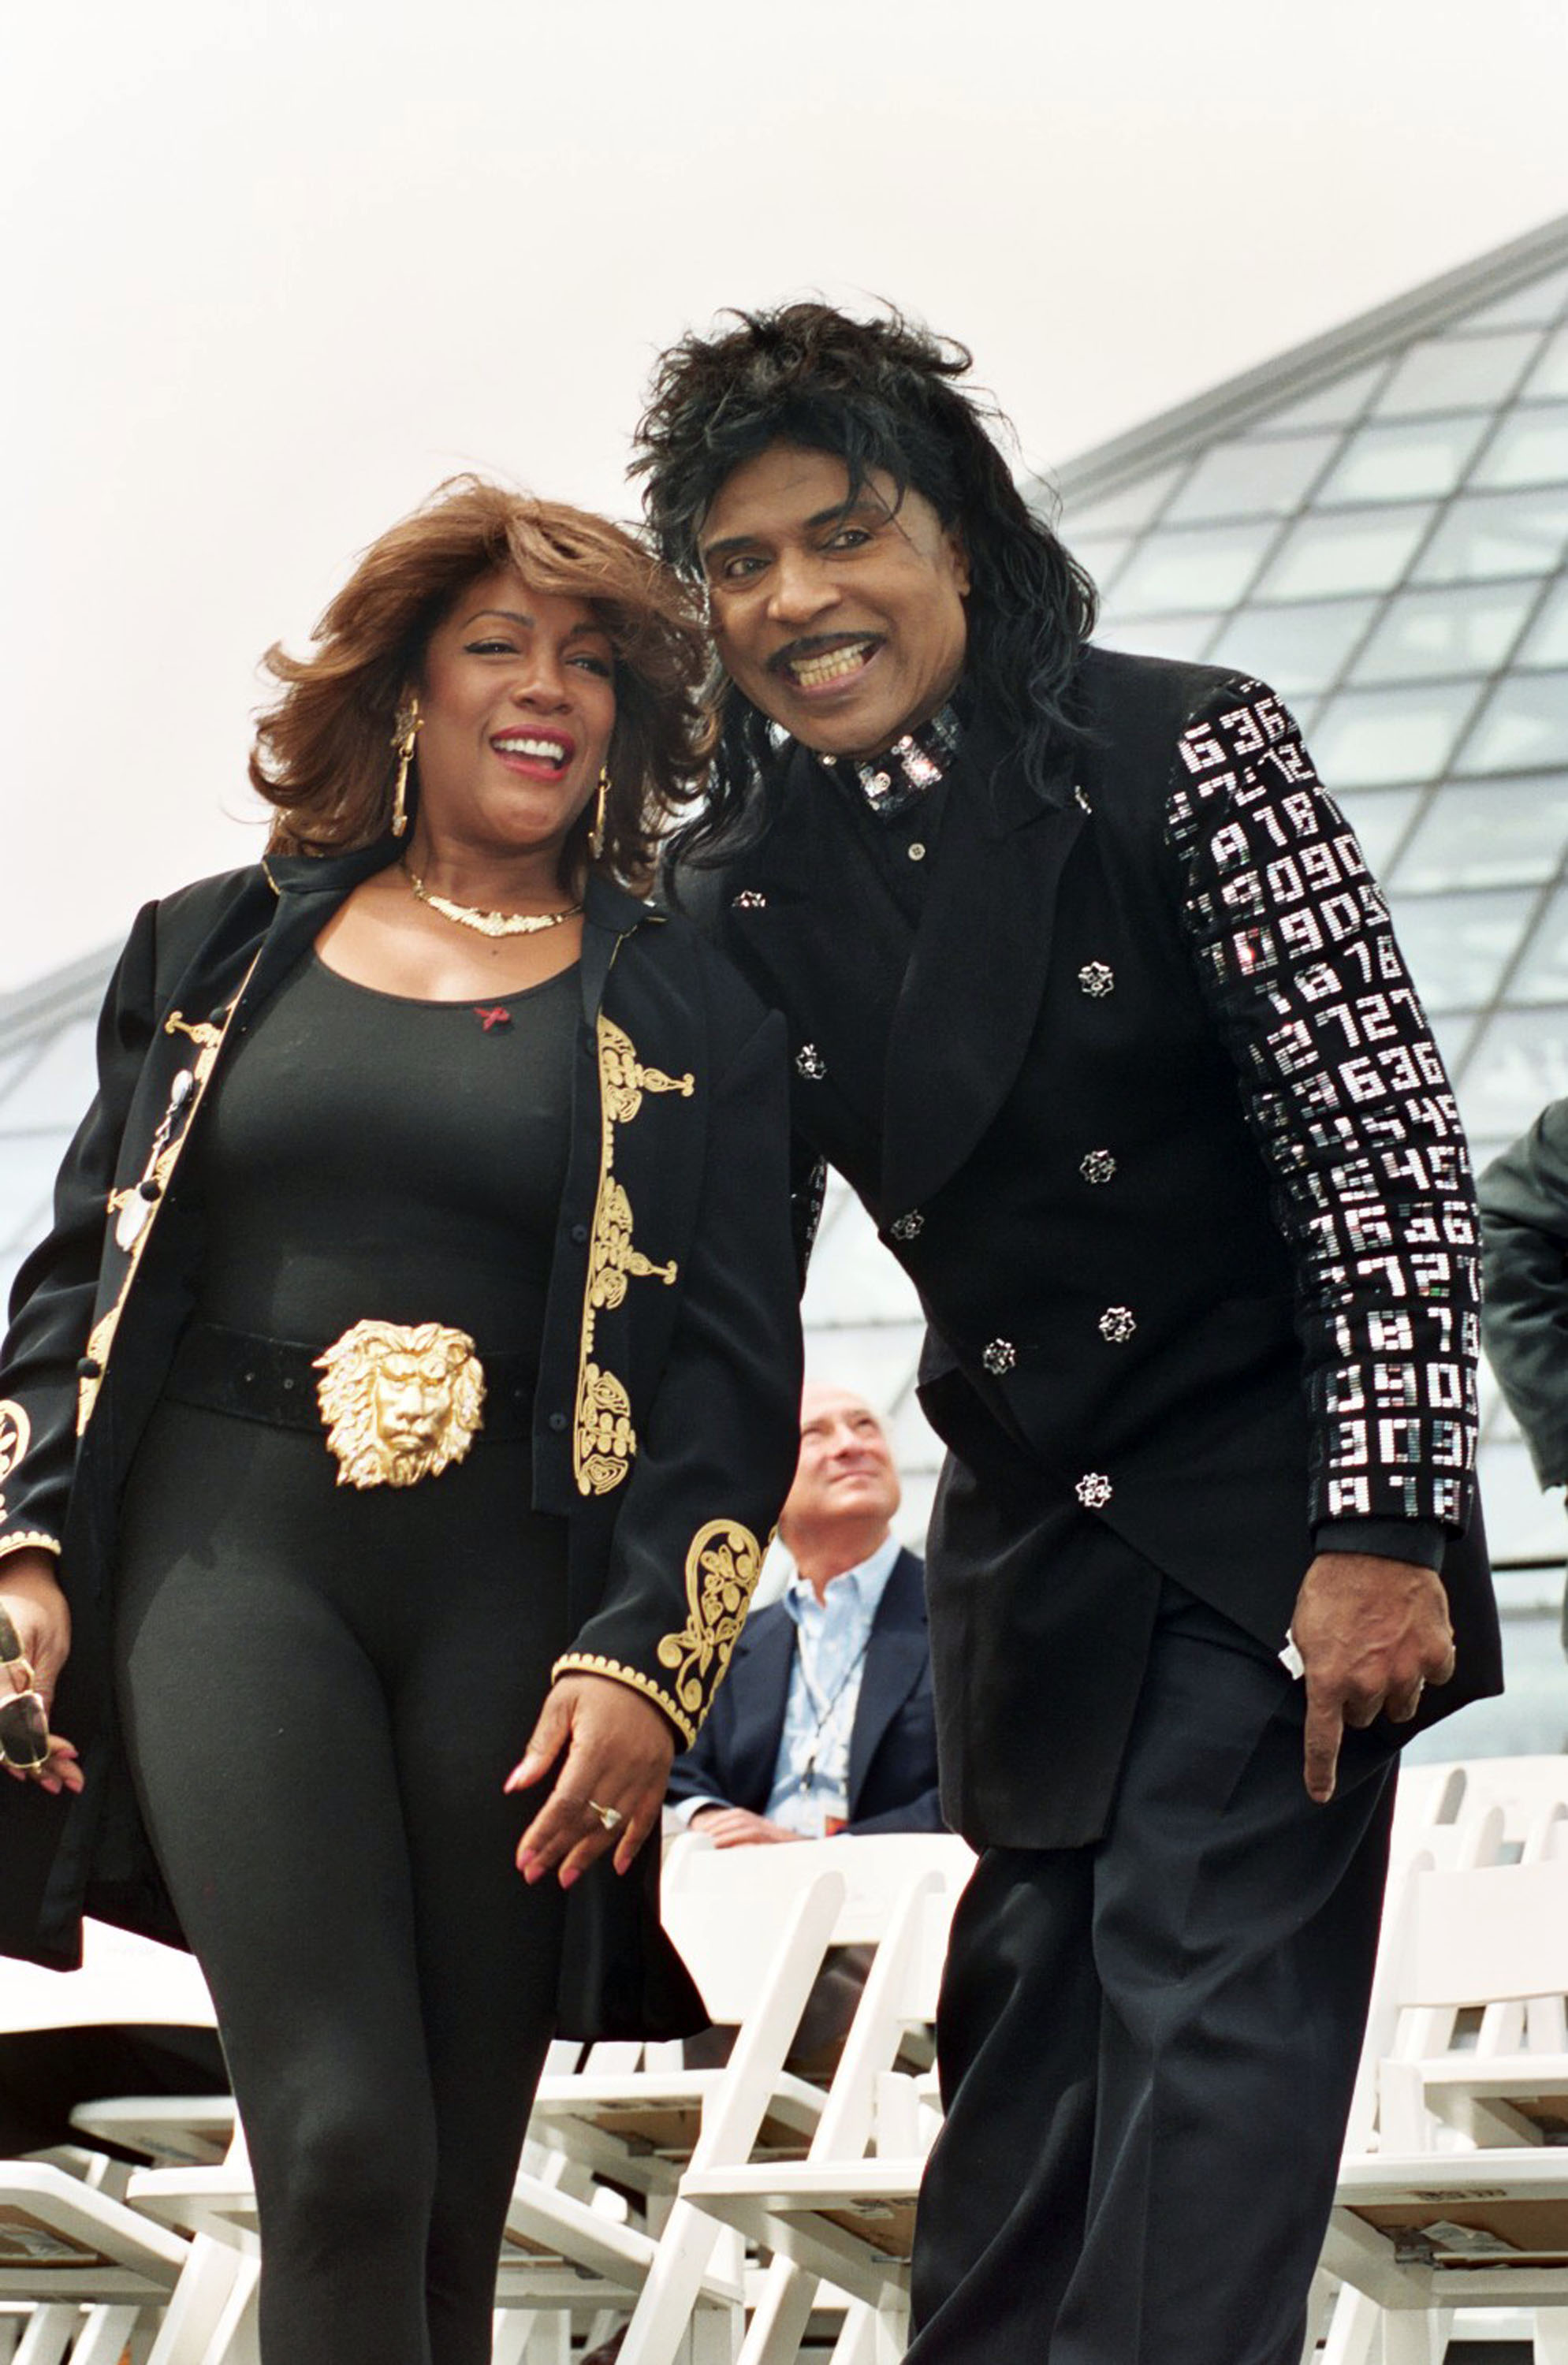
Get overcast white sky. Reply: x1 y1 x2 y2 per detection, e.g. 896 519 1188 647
6 0 1568 989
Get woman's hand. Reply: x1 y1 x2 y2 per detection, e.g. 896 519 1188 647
505 1674 677 1888
0 1553 84 1797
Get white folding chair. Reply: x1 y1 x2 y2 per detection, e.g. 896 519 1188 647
0 1922 216 2043
1313 1790 1566 2362
0 1920 246 2362
1319 1851 1568 2365
1446 1757 1568 1854
496 1854 855 2365
514 1836 959 2341
0 2159 249 2365
1387 1761 1467 1868
676 1838 974 2365
70 2099 237 2172
524 1845 835 2210
0 1911 222 2186
1339 1797 1510 2171
585 1834 968 2365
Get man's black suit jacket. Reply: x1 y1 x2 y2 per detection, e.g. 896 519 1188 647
670 647 1501 1849
665 1548 943 1833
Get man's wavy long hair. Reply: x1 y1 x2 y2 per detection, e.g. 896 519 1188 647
252 477 709 888
632 304 1097 863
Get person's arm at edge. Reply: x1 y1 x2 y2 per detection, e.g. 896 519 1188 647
1478 1102 1568 1489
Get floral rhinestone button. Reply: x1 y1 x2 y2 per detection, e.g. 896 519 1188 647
1080 1150 1117 1186
982 1339 1017 1376
890 1212 925 1242
1078 962 1115 998
1098 1307 1137 1345
795 1045 827 1081
1076 1473 1113 1509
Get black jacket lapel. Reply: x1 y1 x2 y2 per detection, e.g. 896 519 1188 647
712 758 912 1196
881 729 1084 1214
703 727 1086 1217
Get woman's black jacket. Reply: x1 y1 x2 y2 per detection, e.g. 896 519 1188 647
0 836 803 2035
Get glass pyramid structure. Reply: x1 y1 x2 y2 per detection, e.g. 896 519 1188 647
5 214 1568 1750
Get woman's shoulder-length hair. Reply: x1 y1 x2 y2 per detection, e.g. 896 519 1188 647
251 475 710 888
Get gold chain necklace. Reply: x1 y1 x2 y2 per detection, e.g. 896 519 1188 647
403 861 583 939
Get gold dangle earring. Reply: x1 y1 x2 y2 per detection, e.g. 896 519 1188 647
389 695 422 839
588 765 609 862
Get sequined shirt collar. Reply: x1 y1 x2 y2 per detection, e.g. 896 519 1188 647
812 702 963 821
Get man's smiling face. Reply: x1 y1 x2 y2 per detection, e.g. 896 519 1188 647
698 442 970 762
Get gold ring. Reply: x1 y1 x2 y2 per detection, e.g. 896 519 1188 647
587 1799 624 1833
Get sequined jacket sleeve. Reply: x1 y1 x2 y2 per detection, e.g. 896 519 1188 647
1163 678 1480 1533
553 1002 804 1745
0 905 159 1566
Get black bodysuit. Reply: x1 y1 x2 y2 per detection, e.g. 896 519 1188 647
113 953 579 2365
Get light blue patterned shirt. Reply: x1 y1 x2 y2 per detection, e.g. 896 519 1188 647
764 1534 902 1836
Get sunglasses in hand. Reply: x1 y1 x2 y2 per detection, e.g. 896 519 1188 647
0 1601 53 1775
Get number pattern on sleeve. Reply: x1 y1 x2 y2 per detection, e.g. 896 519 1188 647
1164 683 1479 1527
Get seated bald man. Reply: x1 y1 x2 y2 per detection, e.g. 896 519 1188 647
666 1383 941 1840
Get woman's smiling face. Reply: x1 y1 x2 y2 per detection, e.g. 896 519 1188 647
413 567 617 859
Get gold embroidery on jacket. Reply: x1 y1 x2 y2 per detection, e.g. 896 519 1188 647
598 1019 695 1124
550 1651 695 1747
572 1016 694 1497
76 1309 118 1434
591 1182 678 1312
77 952 264 1436
0 1400 32 1521
577 1364 637 1495
655 1518 764 1728
0 1531 61 1565
164 1012 225 1053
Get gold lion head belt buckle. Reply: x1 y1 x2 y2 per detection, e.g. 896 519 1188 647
315 1320 486 1490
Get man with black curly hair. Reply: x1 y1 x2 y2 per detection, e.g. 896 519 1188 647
633 305 1499 2363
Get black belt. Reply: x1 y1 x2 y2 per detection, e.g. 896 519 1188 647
166 1321 535 1440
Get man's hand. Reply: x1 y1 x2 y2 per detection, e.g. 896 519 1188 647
691 1806 805 1849
1291 1552 1455 1805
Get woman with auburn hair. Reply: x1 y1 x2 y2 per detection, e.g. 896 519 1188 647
0 478 803 2364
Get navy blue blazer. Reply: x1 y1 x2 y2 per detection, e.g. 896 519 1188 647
665 1547 944 1834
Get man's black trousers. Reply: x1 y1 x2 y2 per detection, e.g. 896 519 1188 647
907 1581 1397 2365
